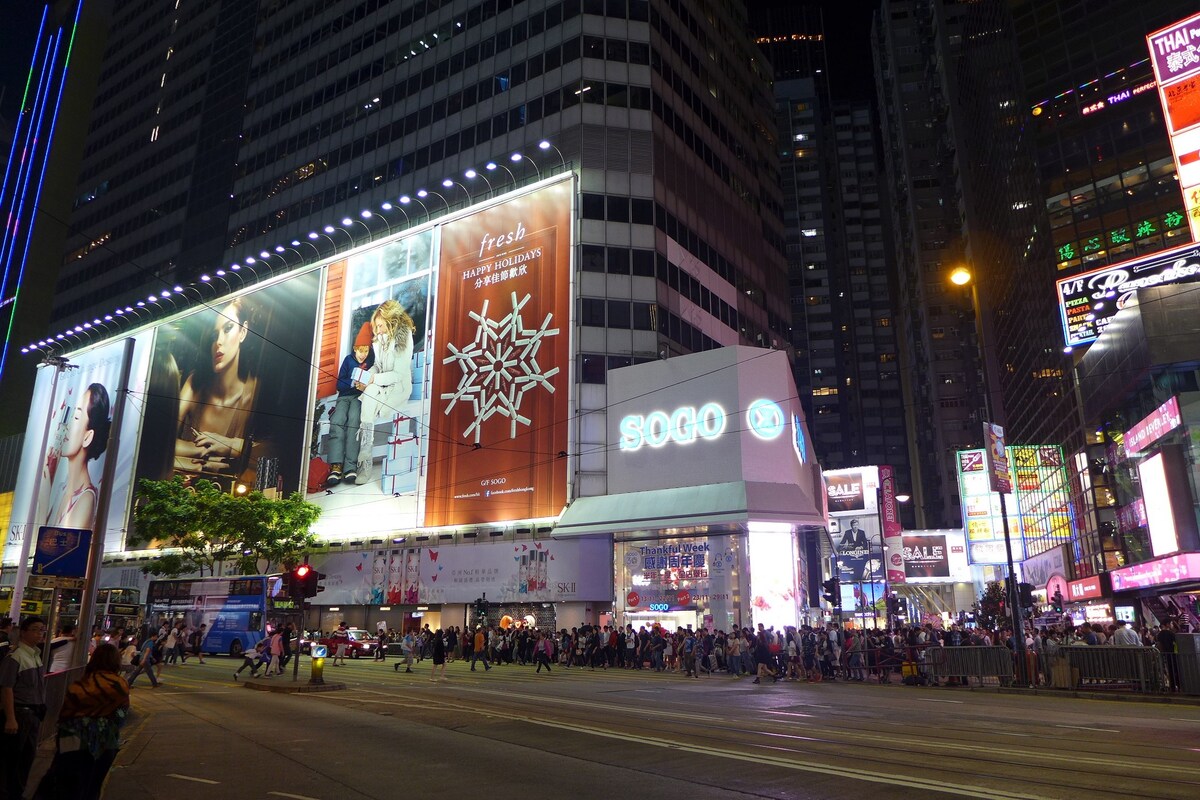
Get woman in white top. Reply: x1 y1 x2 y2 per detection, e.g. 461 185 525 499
355 299 415 483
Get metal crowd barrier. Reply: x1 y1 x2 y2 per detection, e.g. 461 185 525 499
1054 646 1163 693
40 665 86 741
925 646 1014 685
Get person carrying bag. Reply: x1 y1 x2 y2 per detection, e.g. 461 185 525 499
34 643 130 799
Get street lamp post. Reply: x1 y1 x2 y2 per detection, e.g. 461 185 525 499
950 266 1029 685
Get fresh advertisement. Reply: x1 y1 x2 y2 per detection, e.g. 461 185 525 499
6 335 151 557
832 514 883 584
1147 12 1200 241
423 179 573 527
879 464 905 585
136 275 321 496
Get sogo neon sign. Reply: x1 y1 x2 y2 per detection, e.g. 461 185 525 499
619 403 727 451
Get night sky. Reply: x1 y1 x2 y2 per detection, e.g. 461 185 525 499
0 2 48 124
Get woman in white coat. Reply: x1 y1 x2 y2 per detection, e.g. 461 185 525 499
356 299 414 483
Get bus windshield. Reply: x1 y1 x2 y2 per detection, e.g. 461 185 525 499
147 576 290 657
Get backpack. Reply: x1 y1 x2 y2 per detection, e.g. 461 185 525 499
307 457 331 493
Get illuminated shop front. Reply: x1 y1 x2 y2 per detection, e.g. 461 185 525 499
556 347 827 633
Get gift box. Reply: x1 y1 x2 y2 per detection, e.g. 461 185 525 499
387 436 418 463
390 413 412 438
352 366 372 385
381 472 417 495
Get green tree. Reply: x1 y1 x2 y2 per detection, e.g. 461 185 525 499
130 477 321 578
977 580 1007 630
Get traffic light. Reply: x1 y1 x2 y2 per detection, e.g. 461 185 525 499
822 577 840 607
290 564 325 599
1051 589 1064 613
1018 582 1034 609
473 597 488 621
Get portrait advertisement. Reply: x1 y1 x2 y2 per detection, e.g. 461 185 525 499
135 273 320 496
6 336 151 557
307 229 435 537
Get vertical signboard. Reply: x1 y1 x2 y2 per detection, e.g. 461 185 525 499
983 423 1012 494
1148 12 1200 241
878 464 905 585
424 180 573 527
957 449 1024 565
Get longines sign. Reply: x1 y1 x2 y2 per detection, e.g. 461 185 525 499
1055 242 1200 347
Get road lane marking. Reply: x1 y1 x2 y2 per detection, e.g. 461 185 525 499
1055 725 1119 733
167 774 220 785
1170 718 1200 722
919 698 964 704
269 793 321 800
993 732 1032 737
521 716 1046 800
764 710 815 718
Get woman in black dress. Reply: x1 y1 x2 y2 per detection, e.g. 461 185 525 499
430 628 447 681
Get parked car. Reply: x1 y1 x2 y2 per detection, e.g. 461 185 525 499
304 629 377 658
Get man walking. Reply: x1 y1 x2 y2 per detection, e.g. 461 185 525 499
470 626 491 672
394 631 415 673
127 635 161 688
0 617 47 800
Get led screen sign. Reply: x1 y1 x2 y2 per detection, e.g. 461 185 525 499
1124 396 1182 455
1054 242 1200 347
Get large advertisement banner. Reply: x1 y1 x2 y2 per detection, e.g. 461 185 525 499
424 180 573 527
6 336 151 557
312 537 609 605
134 275 321 498
306 231 435 536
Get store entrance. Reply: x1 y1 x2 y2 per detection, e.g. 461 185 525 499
625 609 700 632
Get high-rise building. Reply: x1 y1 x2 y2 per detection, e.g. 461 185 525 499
872 0 990 529
754 4 911 501
1010 0 1187 579
46 0 789 494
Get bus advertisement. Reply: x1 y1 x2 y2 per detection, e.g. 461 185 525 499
147 575 294 656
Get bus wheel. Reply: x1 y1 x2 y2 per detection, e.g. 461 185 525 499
230 640 243 658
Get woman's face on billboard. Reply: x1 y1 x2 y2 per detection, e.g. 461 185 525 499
212 306 248 374
62 389 96 460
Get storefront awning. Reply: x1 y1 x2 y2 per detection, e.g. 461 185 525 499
553 480 826 538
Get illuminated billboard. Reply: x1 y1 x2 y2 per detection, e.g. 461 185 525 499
1147 12 1200 241
4 177 577 559
7 336 152 555
424 179 574 527
956 445 1075 565
1054 241 1200 348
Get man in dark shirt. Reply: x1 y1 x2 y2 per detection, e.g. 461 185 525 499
1157 623 1178 692
0 616 47 799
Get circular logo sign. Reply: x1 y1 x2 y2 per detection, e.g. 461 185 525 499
626 591 640 607
623 550 641 569
747 398 786 440
676 589 691 606
890 553 903 567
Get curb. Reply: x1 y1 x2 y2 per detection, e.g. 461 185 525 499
242 680 347 694
975 686 1200 706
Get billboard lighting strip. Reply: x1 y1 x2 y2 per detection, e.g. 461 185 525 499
23 140 568 358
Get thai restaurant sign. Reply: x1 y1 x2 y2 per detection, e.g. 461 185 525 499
1123 396 1182 455
1148 12 1200 241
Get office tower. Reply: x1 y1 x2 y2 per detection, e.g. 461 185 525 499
754 4 911 500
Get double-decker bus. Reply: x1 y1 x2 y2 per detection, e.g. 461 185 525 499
0 585 53 619
146 575 295 656
96 587 143 635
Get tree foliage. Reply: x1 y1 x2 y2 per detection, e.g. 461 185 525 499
976 580 1007 631
130 477 321 578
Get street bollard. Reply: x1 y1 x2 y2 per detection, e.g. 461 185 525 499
310 644 327 685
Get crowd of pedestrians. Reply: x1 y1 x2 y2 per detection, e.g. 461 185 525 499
350 617 1190 692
